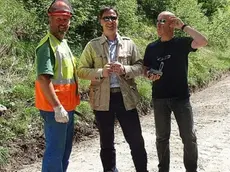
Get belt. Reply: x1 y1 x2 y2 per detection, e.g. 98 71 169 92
110 87 121 93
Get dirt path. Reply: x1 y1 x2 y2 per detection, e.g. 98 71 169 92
18 76 230 172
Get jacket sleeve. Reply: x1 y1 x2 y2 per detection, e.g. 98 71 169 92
123 40 144 80
77 42 103 81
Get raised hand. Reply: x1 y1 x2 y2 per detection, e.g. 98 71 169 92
169 16 184 30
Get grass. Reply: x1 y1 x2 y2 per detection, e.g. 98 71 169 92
1 44 230 168
0 147 8 168
189 47 230 88
0 0 230 168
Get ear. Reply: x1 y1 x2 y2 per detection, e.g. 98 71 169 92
48 16 52 23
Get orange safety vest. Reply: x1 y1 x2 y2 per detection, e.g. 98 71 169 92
35 32 80 111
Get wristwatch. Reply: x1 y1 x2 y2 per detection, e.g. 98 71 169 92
181 24 188 31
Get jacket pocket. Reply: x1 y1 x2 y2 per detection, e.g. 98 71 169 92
89 86 100 107
128 84 140 104
121 80 140 107
118 52 131 65
94 55 106 68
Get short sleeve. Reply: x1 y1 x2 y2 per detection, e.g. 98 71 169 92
181 37 197 53
36 41 55 77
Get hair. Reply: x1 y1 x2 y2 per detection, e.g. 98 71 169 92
158 11 175 18
99 6 119 19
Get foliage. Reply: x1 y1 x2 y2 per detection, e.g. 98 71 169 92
198 0 229 17
78 79 91 93
21 0 50 40
115 0 139 35
207 9 230 48
189 47 230 88
19 0 141 54
132 24 157 55
0 1 31 44
0 0 37 59
0 147 9 167
169 0 209 35
137 0 171 23
136 77 152 102
1 0 230 169
75 101 94 122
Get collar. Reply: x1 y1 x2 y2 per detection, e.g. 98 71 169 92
48 31 65 43
99 33 123 47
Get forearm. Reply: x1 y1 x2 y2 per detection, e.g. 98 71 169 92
37 75 61 108
123 61 143 79
77 67 103 81
183 25 208 47
77 45 104 81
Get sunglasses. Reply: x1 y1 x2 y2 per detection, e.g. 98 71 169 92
102 16 118 22
156 19 166 24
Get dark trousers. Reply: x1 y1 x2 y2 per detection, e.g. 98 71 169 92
152 98 198 172
95 92 148 172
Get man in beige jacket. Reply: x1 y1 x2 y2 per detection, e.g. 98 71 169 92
77 6 148 172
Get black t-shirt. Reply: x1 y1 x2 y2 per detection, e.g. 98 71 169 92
143 37 197 99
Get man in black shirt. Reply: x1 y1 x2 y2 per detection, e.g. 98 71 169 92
143 11 208 172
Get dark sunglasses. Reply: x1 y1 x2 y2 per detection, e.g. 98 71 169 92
156 19 166 24
102 16 118 22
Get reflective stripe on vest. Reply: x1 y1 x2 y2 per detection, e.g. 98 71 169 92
35 32 80 111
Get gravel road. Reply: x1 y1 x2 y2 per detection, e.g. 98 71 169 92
18 75 230 172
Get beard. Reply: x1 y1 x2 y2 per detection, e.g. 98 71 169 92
52 28 68 40
58 26 68 34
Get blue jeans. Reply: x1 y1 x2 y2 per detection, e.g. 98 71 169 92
95 92 148 172
40 110 74 172
152 98 198 172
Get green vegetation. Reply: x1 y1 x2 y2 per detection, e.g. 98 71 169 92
0 0 230 169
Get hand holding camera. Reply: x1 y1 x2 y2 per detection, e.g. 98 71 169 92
110 61 125 75
147 69 162 81
102 64 113 78
147 62 164 81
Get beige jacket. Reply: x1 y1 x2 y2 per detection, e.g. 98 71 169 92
77 34 143 111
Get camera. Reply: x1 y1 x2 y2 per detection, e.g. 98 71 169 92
147 68 163 77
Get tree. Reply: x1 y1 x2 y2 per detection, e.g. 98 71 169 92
137 0 170 23
198 0 229 17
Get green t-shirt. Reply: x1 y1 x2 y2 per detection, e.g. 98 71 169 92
36 40 55 77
